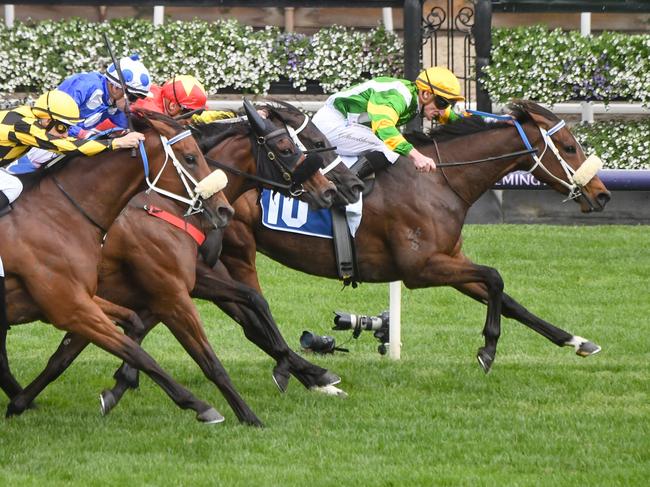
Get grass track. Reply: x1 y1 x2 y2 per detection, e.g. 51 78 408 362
1 225 648 486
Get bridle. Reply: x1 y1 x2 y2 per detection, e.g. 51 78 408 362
138 130 224 215
275 109 341 176
458 110 600 202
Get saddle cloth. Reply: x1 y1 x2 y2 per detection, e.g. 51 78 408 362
259 154 363 238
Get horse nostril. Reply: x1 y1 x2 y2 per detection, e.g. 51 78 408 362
323 187 337 205
597 192 611 207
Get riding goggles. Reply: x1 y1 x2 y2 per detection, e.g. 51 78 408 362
433 94 455 110
126 91 147 103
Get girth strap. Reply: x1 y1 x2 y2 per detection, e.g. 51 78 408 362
143 204 206 245
331 206 359 287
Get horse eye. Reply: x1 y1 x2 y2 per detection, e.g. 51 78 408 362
281 148 293 155
564 145 576 154
185 154 196 165
315 141 326 148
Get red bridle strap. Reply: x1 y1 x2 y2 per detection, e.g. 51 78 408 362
144 205 206 246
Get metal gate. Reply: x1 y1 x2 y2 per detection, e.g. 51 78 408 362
421 0 477 106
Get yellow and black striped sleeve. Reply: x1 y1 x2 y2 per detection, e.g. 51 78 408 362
10 118 114 157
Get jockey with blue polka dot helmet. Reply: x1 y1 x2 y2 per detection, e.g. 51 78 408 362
56 54 152 139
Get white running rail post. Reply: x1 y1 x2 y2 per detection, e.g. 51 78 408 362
389 281 401 360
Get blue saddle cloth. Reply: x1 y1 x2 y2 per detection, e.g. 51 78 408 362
260 189 333 239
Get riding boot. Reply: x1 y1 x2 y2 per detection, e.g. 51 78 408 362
0 275 8 331
0 191 9 212
350 151 393 179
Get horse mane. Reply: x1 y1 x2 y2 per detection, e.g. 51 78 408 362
189 117 249 153
131 108 185 133
260 99 305 125
406 99 560 144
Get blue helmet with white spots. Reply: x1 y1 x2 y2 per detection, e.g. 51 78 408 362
105 54 151 97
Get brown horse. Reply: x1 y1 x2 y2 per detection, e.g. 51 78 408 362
2 103 343 424
0 109 236 423
219 101 612 373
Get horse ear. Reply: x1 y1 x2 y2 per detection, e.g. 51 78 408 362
527 111 554 131
243 98 268 135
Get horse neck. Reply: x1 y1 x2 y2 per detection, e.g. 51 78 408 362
208 134 257 202
435 125 534 205
54 147 149 229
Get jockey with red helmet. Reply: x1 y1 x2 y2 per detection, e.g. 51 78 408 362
133 75 235 123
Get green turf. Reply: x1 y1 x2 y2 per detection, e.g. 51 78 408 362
1 225 648 486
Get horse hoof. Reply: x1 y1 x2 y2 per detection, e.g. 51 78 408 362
476 349 494 374
317 371 341 387
6 401 24 418
197 407 225 424
272 367 290 393
310 384 348 398
570 336 602 357
99 390 116 416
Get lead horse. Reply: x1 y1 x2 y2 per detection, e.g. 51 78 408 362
0 109 235 422
220 100 611 372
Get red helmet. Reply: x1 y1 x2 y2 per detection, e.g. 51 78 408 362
161 75 208 111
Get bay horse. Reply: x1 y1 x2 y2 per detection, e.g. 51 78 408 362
2 103 343 424
0 109 236 423
218 100 612 373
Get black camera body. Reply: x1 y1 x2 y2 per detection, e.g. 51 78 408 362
333 310 390 355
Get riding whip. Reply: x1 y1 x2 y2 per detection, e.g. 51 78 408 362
103 32 137 158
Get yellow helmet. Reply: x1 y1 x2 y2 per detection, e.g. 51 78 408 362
32 90 82 125
415 67 465 102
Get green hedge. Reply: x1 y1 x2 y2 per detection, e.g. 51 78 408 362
0 18 402 95
483 25 650 105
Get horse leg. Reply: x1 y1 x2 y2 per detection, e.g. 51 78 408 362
408 253 504 373
93 296 145 336
99 312 159 416
0 324 23 399
20 295 222 423
153 293 263 426
6 332 89 416
453 281 601 356
193 261 342 393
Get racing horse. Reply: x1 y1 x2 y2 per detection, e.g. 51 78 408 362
0 109 236 423
95 104 360 414
2 103 342 423
218 100 611 373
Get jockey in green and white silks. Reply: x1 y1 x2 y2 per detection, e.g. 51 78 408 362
313 66 465 174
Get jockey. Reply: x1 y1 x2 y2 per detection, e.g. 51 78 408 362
312 66 465 174
132 74 236 123
0 89 144 212
12 55 151 170
60 54 152 138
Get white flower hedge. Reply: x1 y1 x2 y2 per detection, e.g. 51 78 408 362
483 26 650 105
0 19 647 169
573 120 650 170
0 18 402 95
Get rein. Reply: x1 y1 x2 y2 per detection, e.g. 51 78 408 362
204 155 294 192
51 175 108 235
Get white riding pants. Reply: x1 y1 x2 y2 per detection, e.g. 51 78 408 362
312 104 400 164
0 167 23 203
